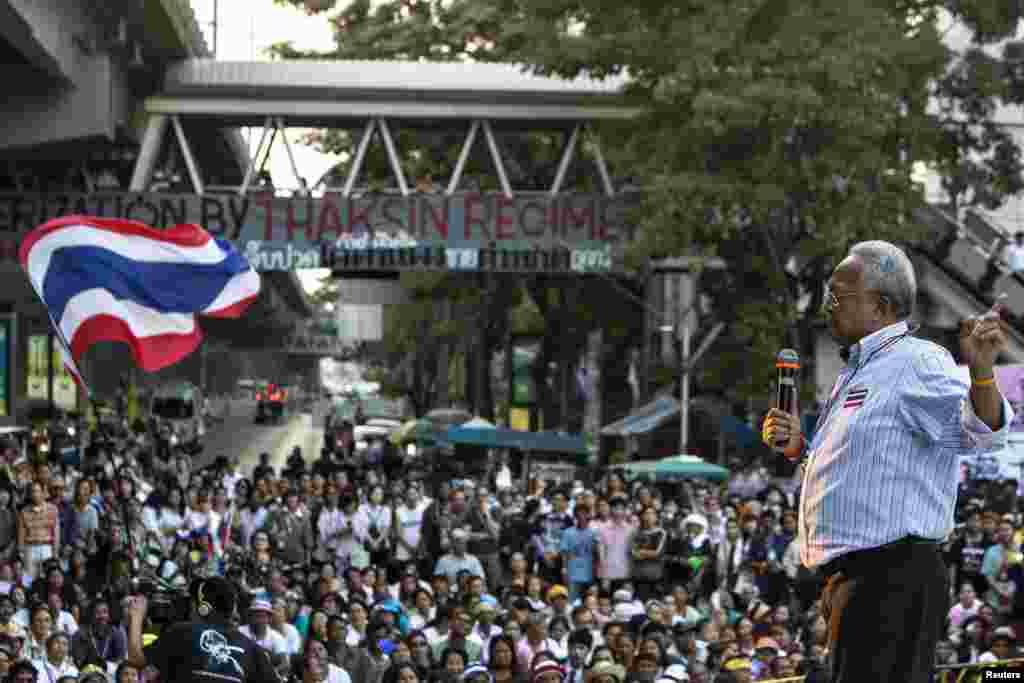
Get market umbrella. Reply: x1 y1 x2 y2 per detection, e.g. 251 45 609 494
425 408 473 427
390 419 441 446
616 455 730 482
461 417 495 429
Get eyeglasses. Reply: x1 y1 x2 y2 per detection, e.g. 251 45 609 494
824 289 860 311
825 288 889 311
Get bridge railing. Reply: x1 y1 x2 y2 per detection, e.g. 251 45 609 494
916 204 1024 320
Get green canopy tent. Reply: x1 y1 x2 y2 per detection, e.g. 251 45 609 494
391 418 444 446
614 455 730 482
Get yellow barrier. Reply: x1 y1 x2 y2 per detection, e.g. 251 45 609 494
756 658 1024 683
934 657 1024 683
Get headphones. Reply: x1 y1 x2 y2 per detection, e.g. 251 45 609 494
196 581 213 618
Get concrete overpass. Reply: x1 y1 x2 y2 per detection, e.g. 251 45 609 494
0 1 314 421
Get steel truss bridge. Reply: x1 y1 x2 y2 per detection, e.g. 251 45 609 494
114 59 641 276
129 59 638 198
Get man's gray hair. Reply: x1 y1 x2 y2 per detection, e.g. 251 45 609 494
848 241 917 319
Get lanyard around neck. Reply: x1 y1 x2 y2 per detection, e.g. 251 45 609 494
91 630 111 660
817 332 910 429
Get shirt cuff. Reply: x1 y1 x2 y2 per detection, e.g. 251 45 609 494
960 395 1015 451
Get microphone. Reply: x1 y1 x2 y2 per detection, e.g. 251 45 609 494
775 349 800 449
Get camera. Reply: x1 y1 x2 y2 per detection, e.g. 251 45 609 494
131 577 191 625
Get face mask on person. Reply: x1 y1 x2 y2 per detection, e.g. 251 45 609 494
450 501 466 514
371 492 383 505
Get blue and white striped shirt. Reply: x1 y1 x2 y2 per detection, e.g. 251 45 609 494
798 320 1014 569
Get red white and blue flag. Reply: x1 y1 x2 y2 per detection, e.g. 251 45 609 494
19 216 261 391
843 387 869 409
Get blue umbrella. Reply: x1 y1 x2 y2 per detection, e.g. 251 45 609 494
615 455 730 482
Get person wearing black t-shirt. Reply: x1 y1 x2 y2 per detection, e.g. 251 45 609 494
535 491 573 585
252 454 275 484
124 577 278 683
945 509 992 596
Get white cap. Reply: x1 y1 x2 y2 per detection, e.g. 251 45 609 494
249 599 273 613
612 604 633 623
657 665 690 683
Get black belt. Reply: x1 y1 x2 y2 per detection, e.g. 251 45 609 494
819 536 939 579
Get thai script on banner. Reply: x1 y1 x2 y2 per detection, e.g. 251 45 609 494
336 235 420 250
243 241 321 271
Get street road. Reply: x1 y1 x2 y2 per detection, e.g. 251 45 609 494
193 401 323 474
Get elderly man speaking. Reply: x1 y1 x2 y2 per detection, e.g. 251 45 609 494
762 240 1014 683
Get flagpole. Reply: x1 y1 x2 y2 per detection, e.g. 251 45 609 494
46 333 54 421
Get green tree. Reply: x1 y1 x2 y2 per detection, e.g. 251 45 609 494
275 0 1024 410
361 273 459 416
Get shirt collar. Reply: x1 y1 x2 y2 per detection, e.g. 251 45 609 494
847 320 909 368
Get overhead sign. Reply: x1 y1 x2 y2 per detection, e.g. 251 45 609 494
0 191 638 272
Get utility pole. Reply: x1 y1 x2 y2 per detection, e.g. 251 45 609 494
199 344 207 392
680 308 691 455
212 0 219 57
653 256 727 456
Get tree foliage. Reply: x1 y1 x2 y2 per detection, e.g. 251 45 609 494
358 273 460 417
277 0 1024 407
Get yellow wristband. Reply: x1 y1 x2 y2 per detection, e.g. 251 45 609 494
973 376 996 386
783 434 805 459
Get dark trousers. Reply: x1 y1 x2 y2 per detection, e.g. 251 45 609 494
633 579 661 602
820 541 947 683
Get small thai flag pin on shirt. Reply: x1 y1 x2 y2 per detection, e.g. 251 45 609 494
844 387 869 408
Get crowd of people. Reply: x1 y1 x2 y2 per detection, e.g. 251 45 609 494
0 422 1020 683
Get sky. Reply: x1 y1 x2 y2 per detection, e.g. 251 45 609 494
189 0 344 293
190 0 344 189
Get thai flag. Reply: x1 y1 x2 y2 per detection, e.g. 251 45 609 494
220 507 234 552
19 216 260 391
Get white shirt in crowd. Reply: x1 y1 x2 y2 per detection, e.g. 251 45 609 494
14 609 78 636
394 502 428 561
32 658 78 682
1005 241 1024 272
421 624 442 643
223 470 245 500
345 626 367 647
274 622 303 656
326 663 352 683
948 599 983 629
239 506 270 548
239 625 289 656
